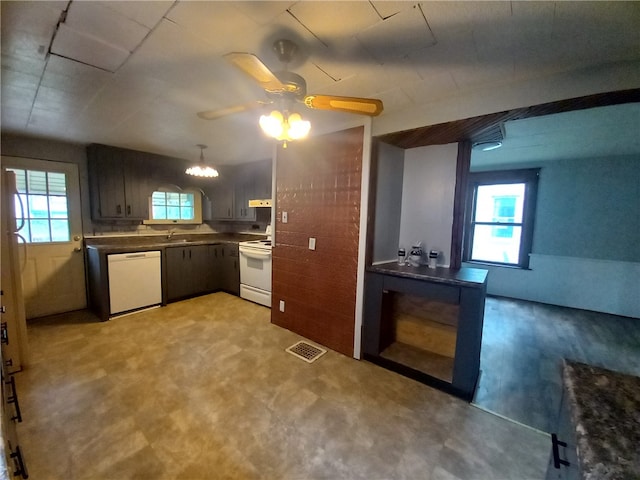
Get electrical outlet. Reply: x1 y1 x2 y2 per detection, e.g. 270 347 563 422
279 300 285 312
282 211 288 223
308 237 316 250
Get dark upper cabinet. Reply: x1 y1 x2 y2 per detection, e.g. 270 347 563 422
87 144 152 221
211 182 234 220
209 159 272 222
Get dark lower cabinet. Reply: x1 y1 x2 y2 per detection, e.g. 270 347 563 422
220 244 239 295
166 243 239 302
166 245 212 302
546 387 580 480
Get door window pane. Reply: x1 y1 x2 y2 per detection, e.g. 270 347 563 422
7 168 70 243
29 219 52 243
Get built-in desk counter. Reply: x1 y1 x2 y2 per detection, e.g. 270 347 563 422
363 262 488 400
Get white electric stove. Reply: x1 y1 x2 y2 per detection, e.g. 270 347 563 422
238 238 272 307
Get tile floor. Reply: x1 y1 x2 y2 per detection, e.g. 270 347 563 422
15 293 549 479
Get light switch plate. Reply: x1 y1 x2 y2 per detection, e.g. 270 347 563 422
282 211 288 223
308 237 316 250
279 300 285 312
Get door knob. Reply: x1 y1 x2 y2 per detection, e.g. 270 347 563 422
73 247 82 252
73 235 81 241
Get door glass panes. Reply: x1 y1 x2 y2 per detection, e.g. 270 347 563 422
150 191 196 221
7 168 70 243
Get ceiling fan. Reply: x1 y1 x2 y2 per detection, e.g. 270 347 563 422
197 39 384 121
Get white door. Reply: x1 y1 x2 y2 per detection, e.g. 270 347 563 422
1 157 86 318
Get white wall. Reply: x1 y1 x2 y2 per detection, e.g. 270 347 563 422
398 144 458 267
372 142 404 263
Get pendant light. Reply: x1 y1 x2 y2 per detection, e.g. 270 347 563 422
185 144 219 177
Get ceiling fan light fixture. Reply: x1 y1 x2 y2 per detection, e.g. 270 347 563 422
259 110 310 144
186 144 219 178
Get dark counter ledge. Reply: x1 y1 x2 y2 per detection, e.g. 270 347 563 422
563 360 640 480
367 262 488 289
85 233 266 252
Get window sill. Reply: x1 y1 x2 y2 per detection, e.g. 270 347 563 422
143 219 202 225
464 260 532 271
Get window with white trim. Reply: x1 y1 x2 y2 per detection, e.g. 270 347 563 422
145 188 202 224
464 169 539 268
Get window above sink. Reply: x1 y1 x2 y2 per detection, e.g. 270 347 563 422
144 187 203 225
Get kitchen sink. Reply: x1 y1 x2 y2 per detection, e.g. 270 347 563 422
166 238 189 243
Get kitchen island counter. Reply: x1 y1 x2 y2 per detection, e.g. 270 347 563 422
562 360 640 479
367 262 488 289
363 262 488 400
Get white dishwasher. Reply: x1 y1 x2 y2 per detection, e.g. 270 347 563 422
108 251 162 316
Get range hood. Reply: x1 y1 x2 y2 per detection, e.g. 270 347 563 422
248 199 272 207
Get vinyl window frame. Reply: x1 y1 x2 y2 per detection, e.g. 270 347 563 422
143 188 203 225
463 168 539 269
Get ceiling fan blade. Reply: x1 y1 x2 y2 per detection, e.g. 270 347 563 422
304 94 383 116
224 52 285 93
197 101 268 120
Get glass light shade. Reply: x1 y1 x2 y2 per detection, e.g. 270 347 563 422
185 165 219 177
259 111 284 138
259 110 310 143
287 113 311 139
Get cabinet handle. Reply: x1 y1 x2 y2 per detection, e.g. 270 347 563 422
10 445 28 479
116 204 122 215
227 208 231 217
127 205 131 215
1 321 8 345
189 249 192 259
6 375 23 423
551 433 570 469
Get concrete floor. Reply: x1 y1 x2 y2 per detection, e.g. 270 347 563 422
16 292 549 479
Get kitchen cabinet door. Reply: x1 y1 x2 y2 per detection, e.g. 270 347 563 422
205 244 222 291
189 245 211 296
166 246 193 301
122 150 150 219
211 183 234 220
234 169 256 221
87 144 151 221
220 244 239 295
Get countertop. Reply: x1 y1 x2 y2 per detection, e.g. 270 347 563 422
367 262 488 289
563 360 640 480
85 233 266 253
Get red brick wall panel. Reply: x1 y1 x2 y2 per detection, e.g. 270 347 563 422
271 126 364 356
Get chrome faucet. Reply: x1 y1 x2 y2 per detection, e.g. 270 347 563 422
167 229 175 240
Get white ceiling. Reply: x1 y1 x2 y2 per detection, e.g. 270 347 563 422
1 1 639 165
471 102 640 170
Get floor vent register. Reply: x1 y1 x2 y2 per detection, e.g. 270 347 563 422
286 341 327 363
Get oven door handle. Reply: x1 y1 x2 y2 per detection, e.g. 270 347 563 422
239 249 272 260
